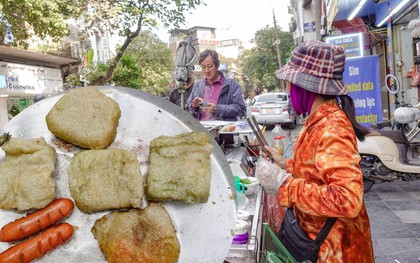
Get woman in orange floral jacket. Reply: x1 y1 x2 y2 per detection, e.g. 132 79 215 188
256 40 375 262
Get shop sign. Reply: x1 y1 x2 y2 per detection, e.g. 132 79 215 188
330 29 342 36
0 62 63 96
303 21 316 32
325 32 364 58
343 55 382 126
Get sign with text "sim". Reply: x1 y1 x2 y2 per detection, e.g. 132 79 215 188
343 55 382 126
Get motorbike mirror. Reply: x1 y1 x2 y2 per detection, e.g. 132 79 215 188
412 102 420 109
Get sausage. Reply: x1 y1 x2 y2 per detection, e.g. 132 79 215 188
0 222 74 263
0 198 74 242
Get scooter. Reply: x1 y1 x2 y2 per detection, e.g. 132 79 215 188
358 103 420 192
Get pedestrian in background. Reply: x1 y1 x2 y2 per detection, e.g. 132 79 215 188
256 40 374 262
169 73 195 110
188 49 246 121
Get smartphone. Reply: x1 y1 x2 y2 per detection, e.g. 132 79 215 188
199 101 208 107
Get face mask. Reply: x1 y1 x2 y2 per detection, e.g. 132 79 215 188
287 98 300 118
289 83 316 115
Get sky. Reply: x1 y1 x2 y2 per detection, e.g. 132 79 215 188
155 0 292 49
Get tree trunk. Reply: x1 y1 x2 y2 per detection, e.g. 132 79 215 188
91 16 144 85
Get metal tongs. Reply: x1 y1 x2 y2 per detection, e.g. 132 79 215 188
246 116 273 162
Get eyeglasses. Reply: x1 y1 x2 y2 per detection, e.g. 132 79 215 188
201 64 215 71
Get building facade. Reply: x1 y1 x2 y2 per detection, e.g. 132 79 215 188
289 0 420 121
0 46 79 129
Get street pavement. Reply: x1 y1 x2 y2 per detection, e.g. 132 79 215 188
366 180 420 263
282 124 420 263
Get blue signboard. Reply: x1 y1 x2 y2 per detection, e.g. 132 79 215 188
343 56 382 126
303 21 316 32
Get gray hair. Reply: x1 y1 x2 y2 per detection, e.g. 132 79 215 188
199 49 220 68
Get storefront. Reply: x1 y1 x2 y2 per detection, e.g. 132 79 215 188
389 1 420 107
330 0 420 121
0 46 79 129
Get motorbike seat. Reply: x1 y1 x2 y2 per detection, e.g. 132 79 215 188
378 129 410 164
370 121 391 130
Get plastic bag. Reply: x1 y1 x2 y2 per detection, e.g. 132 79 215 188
263 193 284 233
174 40 197 82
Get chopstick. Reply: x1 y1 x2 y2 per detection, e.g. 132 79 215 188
246 117 273 162
251 116 269 146
261 125 266 134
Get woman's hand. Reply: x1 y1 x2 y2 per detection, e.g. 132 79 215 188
255 158 292 195
263 145 287 169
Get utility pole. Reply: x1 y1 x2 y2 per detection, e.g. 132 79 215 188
272 7 284 90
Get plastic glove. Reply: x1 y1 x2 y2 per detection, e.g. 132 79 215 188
255 158 292 195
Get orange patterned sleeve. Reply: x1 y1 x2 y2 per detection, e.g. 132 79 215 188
278 125 364 218
285 158 294 173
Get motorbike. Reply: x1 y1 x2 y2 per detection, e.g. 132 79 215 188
358 101 420 192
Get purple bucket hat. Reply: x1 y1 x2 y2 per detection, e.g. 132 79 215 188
275 40 349 95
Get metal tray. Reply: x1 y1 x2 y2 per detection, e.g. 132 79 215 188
0 86 237 262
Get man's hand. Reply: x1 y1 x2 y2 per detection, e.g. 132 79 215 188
201 103 216 114
192 97 203 108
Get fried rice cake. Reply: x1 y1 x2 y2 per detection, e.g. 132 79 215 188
146 131 213 204
0 137 56 211
46 87 121 149
91 203 180 263
68 148 143 213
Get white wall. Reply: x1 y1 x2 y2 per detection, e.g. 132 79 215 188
303 8 317 41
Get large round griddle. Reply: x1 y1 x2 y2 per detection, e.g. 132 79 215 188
0 86 237 263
